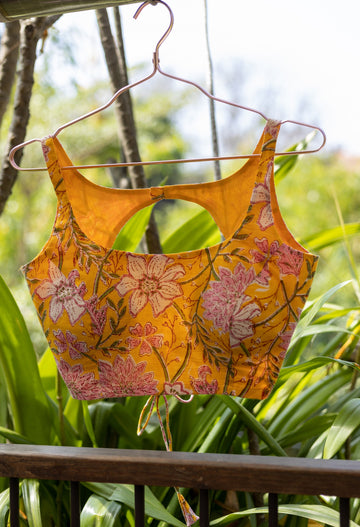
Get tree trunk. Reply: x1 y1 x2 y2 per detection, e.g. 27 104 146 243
0 15 61 216
96 8 162 254
0 21 20 128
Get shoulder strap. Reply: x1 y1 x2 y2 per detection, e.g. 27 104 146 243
256 119 281 183
249 120 282 233
41 136 69 200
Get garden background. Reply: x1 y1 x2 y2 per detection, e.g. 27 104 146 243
0 0 360 525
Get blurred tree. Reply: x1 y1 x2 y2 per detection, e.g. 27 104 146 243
0 16 61 214
0 21 20 127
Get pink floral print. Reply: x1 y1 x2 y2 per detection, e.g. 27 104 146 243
53 329 88 359
35 260 87 325
250 161 274 231
202 262 261 346
163 381 191 396
277 244 304 276
116 254 185 317
229 300 261 346
23 122 318 410
126 322 163 355
191 365 218 394
251 237 280 262
251 237 280 286
41 139 51 162
264 120 281 137
279 322 297 350
86 295 107 336
99 355 158 396
56 359 99 399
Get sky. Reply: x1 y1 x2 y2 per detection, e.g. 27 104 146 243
50 0 360 156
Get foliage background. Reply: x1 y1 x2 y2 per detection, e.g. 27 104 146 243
0 3 360 526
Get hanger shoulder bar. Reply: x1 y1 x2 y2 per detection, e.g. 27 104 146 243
8 137 326 172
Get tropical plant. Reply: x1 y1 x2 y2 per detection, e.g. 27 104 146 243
1 147 360 526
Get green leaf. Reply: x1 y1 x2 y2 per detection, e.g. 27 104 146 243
198 407 234 453
279 356 359 382
210 504 360 527
112 205 154 252
38 347 68 404
0 275 56 444
80 494 122 526
82 401 99 448
274 131 315 183
162 209 220 253
323 398 360 459
64 397 83 443
220 396 287 457
111 402 153 450
290 280 352 346
0 426 33 444
302 223 360 251
279 413 336 449
315 306 360 323
292 323 353 340
84 482 185 527
269 369 352 438
0 488 9 527
22 479 43 527
110 484 185 527
182 396 227 452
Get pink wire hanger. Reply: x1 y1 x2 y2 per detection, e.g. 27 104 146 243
9 0 326 172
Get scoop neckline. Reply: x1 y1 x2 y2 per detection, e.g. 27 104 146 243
46 121 316 260
49 127 269 258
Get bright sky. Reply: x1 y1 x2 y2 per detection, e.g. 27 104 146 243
53 0 360 155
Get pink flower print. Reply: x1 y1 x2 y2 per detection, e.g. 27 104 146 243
99 355 158 397
116 254 185 317
279 322 297 351
53 329 88 359
250 161 274 231
277 244 304 276
86 295 107 336
56 359 100 399
229 299 261 347
202 262 256 332
41 139 51 162
35 260 87 325
191 365 218 394
126 322 163 355
250 237 280 286
202 263 260 347
264 119 281 138
178 494 199 526
251 237 280 262
163 381 191 396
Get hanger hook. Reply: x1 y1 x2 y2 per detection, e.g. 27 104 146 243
133 0 174 68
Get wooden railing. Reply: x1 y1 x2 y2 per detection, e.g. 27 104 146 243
0 444 359 526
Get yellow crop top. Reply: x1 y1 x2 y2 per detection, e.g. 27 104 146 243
21 119 318 525
22 120 318 402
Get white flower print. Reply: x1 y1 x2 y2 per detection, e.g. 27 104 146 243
35 260 87 325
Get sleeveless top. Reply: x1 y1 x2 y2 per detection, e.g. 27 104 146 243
21 120 318 402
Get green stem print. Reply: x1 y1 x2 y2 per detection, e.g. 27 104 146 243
152 345 170 383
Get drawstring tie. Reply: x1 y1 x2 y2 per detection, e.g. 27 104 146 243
138 394 199 526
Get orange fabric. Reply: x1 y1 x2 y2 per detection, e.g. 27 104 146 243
22 120 318 401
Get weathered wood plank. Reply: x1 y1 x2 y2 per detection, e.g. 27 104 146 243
0 445 360 498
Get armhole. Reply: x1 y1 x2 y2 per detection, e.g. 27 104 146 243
269 174 313 254
20 195 59 273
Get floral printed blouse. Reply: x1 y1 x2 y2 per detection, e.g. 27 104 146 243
21 119 318 525
22 120 318 404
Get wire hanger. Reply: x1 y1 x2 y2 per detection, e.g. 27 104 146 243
9 0 326 172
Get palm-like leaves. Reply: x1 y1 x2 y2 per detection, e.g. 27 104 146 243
1 142 360 525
